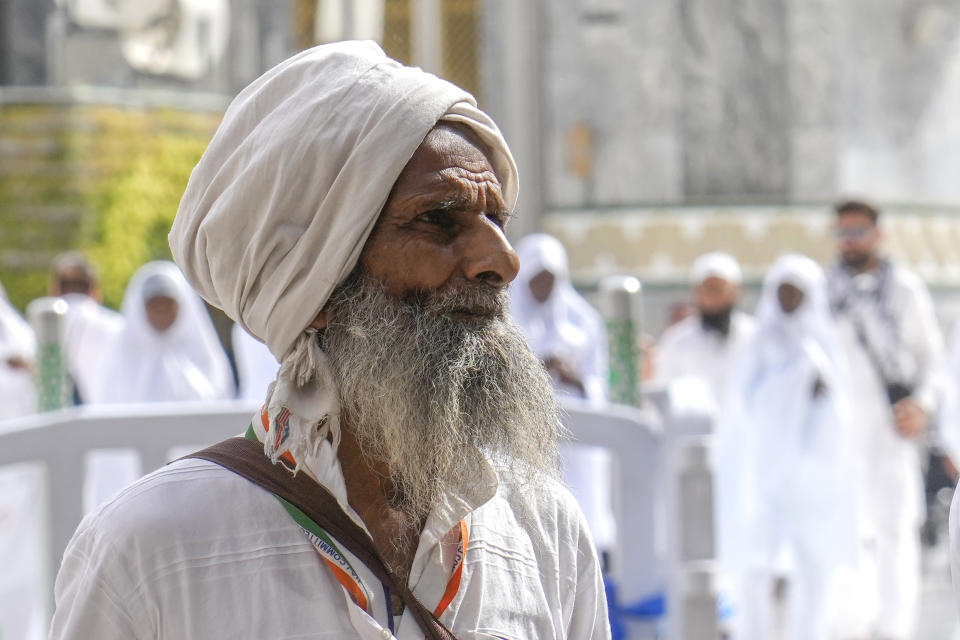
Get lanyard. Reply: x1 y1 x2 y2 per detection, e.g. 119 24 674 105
245 423 468 627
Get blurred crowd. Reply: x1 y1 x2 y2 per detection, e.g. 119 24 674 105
0 198 956 639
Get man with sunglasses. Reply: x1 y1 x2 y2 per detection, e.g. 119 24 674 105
827 200 942 640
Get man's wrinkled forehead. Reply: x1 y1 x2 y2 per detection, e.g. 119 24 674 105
382 123 507 216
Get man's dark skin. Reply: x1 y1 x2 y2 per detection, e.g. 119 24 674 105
145 296 179 333
310 124 519 596
777 282 804 315
835 208 926 440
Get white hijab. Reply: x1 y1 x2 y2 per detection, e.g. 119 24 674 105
169 41 518 465
510 233 608 403
91 261 234 404
0 284 36 420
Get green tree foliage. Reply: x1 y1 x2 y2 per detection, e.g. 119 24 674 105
0 103 219 312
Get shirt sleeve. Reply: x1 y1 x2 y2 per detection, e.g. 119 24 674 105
49 520 145 640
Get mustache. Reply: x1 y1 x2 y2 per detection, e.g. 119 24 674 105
405 281 509 319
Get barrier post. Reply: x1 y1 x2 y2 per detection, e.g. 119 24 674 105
27 297 72 411
598 275 643 407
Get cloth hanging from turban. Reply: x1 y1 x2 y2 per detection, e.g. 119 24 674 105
169 40 518 466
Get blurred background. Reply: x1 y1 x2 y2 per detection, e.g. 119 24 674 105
3 1 960 639
3 0 960 326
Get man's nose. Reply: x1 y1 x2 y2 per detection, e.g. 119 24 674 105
460 217 520 286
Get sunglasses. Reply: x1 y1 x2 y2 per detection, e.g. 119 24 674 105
834 226 873 240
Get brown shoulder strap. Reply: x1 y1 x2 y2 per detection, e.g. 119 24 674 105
180 437 458 640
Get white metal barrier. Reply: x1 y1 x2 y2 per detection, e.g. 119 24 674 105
0 400 258 623
0 396 704 638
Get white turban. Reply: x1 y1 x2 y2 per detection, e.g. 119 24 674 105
169 41 518 465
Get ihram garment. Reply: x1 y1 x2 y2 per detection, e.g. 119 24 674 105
717 254 857 640
827 258 942 638
90 261 234 404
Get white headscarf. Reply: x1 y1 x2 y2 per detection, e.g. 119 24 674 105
169 41 518 465
510 234 608 403
0 284 36 420
91 261 234 404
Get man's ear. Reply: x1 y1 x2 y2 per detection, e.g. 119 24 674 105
310 309 329 330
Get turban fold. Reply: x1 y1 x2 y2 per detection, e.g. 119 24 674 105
169 41 518 465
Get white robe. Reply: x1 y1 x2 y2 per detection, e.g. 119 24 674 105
829 260 942 638
90 261 235 404
0 289 36 421
51 436 610 639
655 310 756 418
60 293 123 403
717 255 858 640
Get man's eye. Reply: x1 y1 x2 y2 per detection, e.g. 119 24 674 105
487 211 510 229
418 210 454 229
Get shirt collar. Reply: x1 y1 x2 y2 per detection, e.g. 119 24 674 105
250 410 500 541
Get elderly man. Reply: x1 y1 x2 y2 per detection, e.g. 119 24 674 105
50 42 609 639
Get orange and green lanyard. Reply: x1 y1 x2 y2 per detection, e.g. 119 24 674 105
244 424 468 631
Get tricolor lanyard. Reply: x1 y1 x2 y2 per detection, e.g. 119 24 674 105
244 424 468 631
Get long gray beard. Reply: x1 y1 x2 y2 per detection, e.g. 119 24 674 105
321 272 561 526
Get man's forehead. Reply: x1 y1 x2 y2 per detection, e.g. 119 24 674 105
386 123 505 207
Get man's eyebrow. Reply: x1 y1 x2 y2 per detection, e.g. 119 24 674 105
418 195 512 219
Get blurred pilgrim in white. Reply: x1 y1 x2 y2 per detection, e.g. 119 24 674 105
510 233 608 404
50 252 123 403
510 233 615 559
828 200 943 639
0 282 36 420
231 322 280 402
717 254 858 640
90 261 234 404
655 251 755 417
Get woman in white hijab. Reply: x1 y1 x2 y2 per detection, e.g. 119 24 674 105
510 233 608 403
510 233 616 561
91 261 234 404
717 254 858 640
0 283 36 420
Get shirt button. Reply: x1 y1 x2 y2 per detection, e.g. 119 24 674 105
379 628 393 640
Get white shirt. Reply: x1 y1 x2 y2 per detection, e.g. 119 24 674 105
655 311 756 415
51 448 610 639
